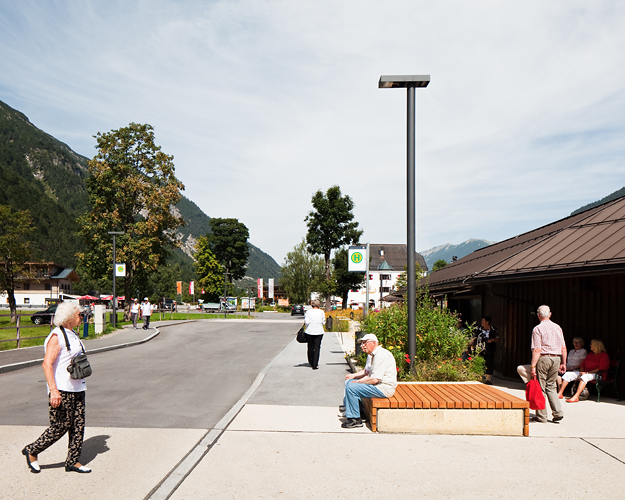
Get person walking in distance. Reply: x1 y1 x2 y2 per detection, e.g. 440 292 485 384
141 297 152 330
131 298 140 329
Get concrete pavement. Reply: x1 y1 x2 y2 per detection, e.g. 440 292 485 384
3 319 625 499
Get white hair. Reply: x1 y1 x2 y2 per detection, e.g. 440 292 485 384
53 301 82 327
537 305 551 319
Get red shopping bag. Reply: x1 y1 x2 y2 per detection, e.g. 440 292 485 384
525 378 546 410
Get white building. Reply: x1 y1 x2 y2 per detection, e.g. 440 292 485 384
346 244 427 310
0 262 80 307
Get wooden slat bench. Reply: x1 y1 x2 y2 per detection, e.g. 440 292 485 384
362 382 530 436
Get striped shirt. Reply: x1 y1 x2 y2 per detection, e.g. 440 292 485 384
531 319 565 355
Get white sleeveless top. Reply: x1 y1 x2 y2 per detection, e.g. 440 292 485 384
44 327 88 393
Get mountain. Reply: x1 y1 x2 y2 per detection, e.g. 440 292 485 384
0 98 280 280
571 187 625 216
419 239 495 270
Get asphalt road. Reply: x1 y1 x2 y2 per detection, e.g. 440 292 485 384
0 315 302 429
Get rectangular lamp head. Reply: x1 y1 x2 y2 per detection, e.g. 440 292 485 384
379 75 430 88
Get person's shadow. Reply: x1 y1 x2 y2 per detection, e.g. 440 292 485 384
40 434 111 469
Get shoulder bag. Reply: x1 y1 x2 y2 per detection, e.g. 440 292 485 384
296 324 308 343
60 326 93 379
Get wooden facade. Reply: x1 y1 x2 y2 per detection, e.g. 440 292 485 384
447 272 625 397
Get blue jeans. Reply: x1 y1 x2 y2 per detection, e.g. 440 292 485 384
344 380 385 418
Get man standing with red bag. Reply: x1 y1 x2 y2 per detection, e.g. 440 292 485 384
530 305 567 423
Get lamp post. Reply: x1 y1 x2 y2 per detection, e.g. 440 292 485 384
108 231 125 328
379 75 430 371
222 271 230 319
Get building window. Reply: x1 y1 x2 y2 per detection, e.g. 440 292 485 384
45 284 51 291
381 274 391 280
24 298 30 304
382 287 390 293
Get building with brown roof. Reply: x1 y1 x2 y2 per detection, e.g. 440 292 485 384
421 196 625 396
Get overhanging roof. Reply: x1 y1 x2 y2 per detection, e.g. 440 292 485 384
424 196 625 291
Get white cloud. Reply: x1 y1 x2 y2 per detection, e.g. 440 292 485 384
1 0 625 263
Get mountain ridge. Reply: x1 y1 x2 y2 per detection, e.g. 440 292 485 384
0 98 280 280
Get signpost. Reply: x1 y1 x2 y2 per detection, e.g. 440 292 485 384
348 244 369 317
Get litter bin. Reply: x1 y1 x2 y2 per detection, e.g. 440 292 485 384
108 312 121 324
354 331 365 355
325 316 333 332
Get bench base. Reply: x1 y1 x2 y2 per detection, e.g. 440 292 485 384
377 408 526 436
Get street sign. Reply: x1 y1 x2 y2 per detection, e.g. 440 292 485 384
348 245 367 272
115 263 126 277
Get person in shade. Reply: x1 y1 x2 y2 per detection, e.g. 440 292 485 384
303 299 325 369
561 339 610 403
556 337 587 394
472 316 499 384
341 334 397 429
22 301 91 474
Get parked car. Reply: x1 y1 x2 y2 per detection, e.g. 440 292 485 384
291 304 305 316
30 304 59 325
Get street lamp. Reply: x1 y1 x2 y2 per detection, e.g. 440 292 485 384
379 75 430 371
108 231 125 328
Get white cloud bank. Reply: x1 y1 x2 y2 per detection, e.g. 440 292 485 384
1 0 624 264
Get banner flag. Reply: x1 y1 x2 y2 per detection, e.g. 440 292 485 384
189 281 194 295
176 281 182 294
268 278 274 299
257 278 263 298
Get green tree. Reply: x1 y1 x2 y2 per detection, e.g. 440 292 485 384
332 247 365 309
305 186 362 311
432 259 448 272
204 218 249 282
394 263 423 290
76 123 185 319
194 235 225 301
0 205 34 322
280 239 325 305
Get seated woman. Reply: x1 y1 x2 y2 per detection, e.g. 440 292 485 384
557 337 587 394
558 339 610 402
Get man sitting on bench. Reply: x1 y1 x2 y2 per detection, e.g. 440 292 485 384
341 334 397 429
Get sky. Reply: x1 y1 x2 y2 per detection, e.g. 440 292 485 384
1 1 624 265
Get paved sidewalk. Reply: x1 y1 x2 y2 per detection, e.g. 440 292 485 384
162 334 625 500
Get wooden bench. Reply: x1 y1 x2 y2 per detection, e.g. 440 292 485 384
587 358 621 403
362 382 530 436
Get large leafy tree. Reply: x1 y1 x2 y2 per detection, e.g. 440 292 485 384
305 186 362 311
280 239 325 305
204 218 249 282
0 205 34 322
76 123 185 319
332 247 365 309
194 235 225 301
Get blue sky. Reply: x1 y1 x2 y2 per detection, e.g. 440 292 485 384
1 1 624 265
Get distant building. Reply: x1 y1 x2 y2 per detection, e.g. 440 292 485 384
0 262 80 306
346 244 427 309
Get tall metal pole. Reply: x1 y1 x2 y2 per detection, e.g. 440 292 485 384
364 243 370 318
112 234 117 328
407 86 416 370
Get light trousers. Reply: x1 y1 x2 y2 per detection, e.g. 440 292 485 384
536 356 563 421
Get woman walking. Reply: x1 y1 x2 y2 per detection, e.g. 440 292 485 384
304 299 326 370
22 301 92 474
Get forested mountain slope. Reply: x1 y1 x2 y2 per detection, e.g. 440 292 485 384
0 99 280 280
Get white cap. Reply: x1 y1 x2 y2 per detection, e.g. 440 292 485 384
358 333 378 343
144 297 149 301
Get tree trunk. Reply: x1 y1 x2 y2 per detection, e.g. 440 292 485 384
324 254 331 312
8 290 17 323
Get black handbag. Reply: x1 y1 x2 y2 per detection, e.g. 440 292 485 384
60 326 93 379
296 324 308 343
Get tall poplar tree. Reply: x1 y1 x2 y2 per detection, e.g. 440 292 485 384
305 186 362 311
76 123 185 319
